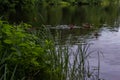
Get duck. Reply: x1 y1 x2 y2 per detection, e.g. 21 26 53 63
82 23 92 29
94 32 99 36
69 24 74 30
94 31 100 38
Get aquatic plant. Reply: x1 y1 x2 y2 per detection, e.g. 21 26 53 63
34 26 102 80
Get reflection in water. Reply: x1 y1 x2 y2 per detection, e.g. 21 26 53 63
88 26 120 80
40 5 120 80
37 5 119 27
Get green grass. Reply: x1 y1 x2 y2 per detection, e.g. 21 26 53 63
35 26 102 80
0 21 101 80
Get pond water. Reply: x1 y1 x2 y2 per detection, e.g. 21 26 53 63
1 4 120 80
38 5 120 80
88 27 120 80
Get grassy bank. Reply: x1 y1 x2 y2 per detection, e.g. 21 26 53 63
0 20 101 80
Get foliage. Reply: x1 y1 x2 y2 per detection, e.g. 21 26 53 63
0 20 54 80
36 0 119 6
0 20 101 80
0 0 36 12
0 0 119 11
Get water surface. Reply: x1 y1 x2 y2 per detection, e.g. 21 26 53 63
40 5 120 80
1 4 120 80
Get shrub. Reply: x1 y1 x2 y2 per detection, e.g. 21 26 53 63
0 20 53 80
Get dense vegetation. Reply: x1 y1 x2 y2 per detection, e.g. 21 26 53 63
0 20 101 80
0 0 35 11
0 0 119 24
0 0 119 11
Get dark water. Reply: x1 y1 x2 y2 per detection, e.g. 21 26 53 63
1 4 120 80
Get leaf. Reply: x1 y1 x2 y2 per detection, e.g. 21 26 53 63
31 58 39 67
4 39 12 44
19 43 28 47
2 24 12 36
15 32 26 38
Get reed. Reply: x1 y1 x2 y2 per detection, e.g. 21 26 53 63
0 21 101 80
34 26 102 80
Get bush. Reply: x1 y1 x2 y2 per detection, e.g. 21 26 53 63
0 20 53 80
0 0 36 12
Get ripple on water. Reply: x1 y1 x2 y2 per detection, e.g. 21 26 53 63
88 27 120 80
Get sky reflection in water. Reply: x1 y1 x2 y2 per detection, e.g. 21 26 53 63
88 26 120 80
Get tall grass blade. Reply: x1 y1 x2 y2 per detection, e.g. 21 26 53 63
4 64 7 80
10 65 17 80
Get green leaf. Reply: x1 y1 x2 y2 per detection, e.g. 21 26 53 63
15 32 26 38
4 39 12 44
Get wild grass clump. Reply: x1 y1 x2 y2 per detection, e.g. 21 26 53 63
32 25 102 80
0 20 101 80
